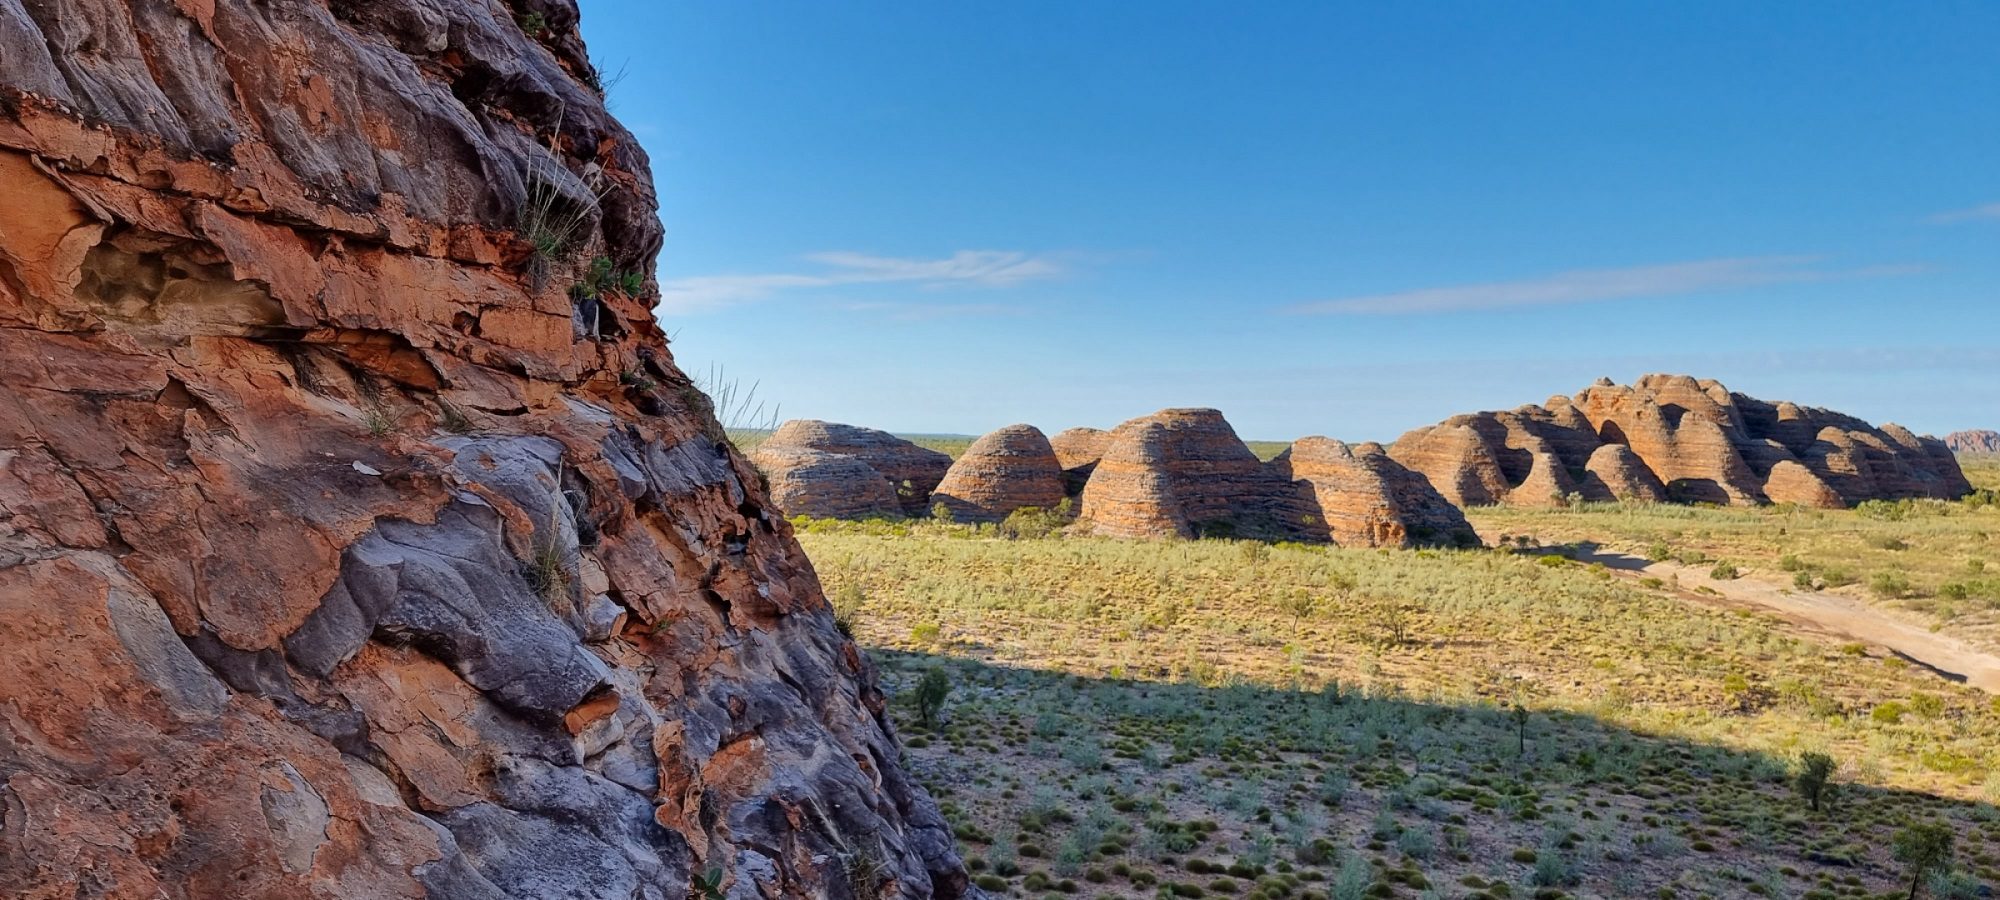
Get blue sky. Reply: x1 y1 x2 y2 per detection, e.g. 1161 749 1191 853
580 1 2000 442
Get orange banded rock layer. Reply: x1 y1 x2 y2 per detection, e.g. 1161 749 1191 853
930 424 1066 523
1392 374 1968 508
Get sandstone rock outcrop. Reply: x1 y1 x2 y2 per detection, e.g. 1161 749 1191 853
1581 444 1667 503
1392 374 1970 508
1050 426 1113 495
751 419 951 517
1947 429 2000 454
1273 438 1479 548
0 3 964 898
1078 409 1325 541
930 424 1066 522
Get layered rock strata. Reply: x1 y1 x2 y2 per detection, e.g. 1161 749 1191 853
1077 409 1326 541
1392 375 1968 508
929 425 1066 523
0 3 964 898
751 420 951 517
1272 438 1479 548
1947 429 2000 455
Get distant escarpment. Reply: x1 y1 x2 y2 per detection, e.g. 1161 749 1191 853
750 420 952 518
1391 374 1970 508
1947 429 2000 455
0 2 964 898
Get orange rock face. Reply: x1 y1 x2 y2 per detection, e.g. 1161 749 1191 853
749 419 953 517
930 424 1066 522
0 3 964 898
1050 426 1113 495
1275 438 1479 548
1393 374 1970 508
1078 409 1324 540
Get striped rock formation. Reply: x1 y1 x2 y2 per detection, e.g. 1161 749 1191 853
1272 438 1479 548
750 420 952 517
1077 409 1325 541
1945 429 2000 455
0 2 966 897
1050 426 1114 495
930 424 1067 522
1392 374 1969 508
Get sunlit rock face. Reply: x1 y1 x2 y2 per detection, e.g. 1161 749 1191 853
1391 374 1970 508
930 424 1066 523
1272 438 1480 549
1077 408 1325 541
1945 429 2000 454
0 2 967 897
750 419 953 517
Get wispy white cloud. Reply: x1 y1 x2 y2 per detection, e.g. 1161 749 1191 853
1286 256 1920 316
657 250 1065 315
1928 202 2000 224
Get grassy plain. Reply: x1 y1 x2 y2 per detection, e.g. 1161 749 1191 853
800 521 2000 898
1465 460 2000 654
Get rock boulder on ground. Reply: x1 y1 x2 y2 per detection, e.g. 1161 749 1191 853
0 3 965 897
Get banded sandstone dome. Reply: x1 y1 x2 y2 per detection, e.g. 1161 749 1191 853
1391 374 1970 509
0 3 963 898
749 419 952 518
929 424 1066 523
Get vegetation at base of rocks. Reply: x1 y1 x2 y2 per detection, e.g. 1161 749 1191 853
805 523 2000 898
1467 477 2000 652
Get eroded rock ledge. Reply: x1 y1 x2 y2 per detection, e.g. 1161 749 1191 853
0 2 964 897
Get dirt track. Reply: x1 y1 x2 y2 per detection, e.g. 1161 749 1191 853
1572 548 2000 694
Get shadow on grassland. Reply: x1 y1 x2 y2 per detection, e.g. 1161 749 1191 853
870 650 2000 900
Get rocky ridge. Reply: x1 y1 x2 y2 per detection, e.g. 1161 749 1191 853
0 3 963 898
1947 429 2000 455
1391 375 1969 508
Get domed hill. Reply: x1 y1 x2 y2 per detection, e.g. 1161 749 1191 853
0 3 964 897
1391 374 1969 508
1049 426 1114 495
930 424 1067 523
1947 429 2000 454
1078 409 1326 541
1271 438 1480 549
750 419 952 517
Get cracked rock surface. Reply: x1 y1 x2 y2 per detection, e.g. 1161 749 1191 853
0 2 965 897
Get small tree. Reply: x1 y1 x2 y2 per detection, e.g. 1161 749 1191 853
913 667 952 728
1793 751 1836 812
1511 704 1531 757
1892 823 1954 900
1277 590 1318 636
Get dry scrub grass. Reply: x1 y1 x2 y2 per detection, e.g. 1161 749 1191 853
800 521 2000 898
1467 471 2000 654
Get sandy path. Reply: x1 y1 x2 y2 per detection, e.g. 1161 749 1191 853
1571 548 2000 694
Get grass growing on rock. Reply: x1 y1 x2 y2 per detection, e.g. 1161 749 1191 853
799 518 2000 898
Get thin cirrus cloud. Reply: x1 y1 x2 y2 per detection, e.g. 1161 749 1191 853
1927 202 2000 224
656 250 1064 315
1285 256 1921 316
